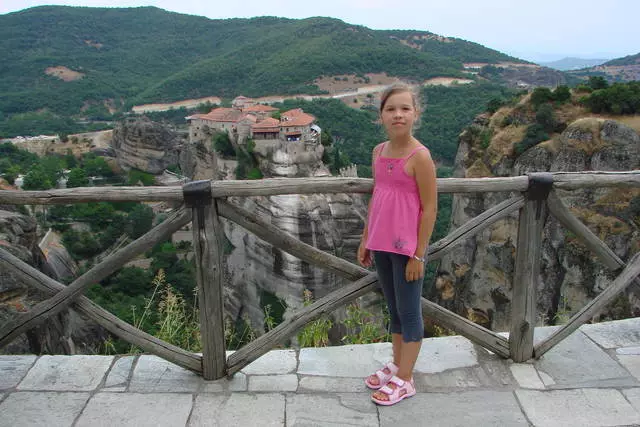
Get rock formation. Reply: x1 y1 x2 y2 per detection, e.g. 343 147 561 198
112 117 184 174
434 108 640 331
220 138 369 335
0 205 105 354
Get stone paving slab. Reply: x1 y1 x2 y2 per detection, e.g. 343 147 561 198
201 372 247 393
534 329 634 388
286 393 378 426
76 393 192 427
509 363 545 389
189 394 285 426
616 354 640 381
240 349 297 375
129 355 202 392
298 336 478 378
414 336 478 374
17 355 113 391
248 374 298 392
298 376 368 393
581 317 640 349
622 388 640 414
378 391 529 427
0 355 36 390
0 392 90 427
516 388 640 427
104 356 134 391
298 342 391 377
417 365 492 391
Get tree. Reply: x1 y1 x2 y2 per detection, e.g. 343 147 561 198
487 98 505 114
588 76 609 90
213 132 235 157
530 87 554 109
552 85 571 104
535 104 557 133
66 168 89 188
22 166 54 190
83 155 113 177
3 165 20 185
127 204 154 239
321 129 333 147
108 267 152 296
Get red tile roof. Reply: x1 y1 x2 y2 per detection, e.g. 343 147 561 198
252 117 280 132
201 108 246 122
281 109 315 127
243 104 278 113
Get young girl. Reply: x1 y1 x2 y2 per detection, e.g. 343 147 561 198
357 83 437 406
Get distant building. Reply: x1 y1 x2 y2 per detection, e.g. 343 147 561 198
187 97 320 144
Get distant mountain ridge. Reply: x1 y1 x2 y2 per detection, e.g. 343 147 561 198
0 5 525 118
605 53 640 66
538 57 609 71
566 51 640 82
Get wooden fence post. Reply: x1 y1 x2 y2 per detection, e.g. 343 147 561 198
509 172 552 362
184 180 226 379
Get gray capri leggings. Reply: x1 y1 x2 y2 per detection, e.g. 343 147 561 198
374 251 424 343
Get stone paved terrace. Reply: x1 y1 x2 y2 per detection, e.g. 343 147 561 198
3 318 640 426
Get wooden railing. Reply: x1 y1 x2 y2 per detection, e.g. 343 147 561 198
0 170 639 380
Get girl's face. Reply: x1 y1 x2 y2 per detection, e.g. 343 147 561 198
380 91 418 138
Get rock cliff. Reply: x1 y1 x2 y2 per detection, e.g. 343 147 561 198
0 206 105 354
433 103 640 331
220 138 368 335
112 117 184 174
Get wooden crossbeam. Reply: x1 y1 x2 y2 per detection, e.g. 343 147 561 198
535 252 640 357
227 272 380 375
0 171 636 205
546 190 640 291
0 208 192 349
0 246 202 372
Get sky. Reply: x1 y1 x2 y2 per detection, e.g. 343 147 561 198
1 0 638 63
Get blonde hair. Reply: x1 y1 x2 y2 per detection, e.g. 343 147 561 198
379 83 420 114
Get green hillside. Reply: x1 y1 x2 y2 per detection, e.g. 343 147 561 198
1 5 523 120
605 53 640 66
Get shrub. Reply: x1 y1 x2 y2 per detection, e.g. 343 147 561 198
588 76 609 90
530 87 554 109
552 85 571 104
487 98 506 114
535 104 557 133
213 132 235 157
514 124 549 156
127 169 155 186
297 290 332 347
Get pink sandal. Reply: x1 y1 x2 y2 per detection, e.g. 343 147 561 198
365 362 399 390
371 375 416 406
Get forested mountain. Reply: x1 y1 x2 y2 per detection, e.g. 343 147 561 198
566 52 640 82
604 53 640 66
0 5 523 119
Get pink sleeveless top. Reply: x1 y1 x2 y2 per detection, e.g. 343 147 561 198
365 143 427 257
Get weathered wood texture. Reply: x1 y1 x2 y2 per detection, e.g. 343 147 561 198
0 246 202 372
217 199 363 281
0 186 184 204
509 199 547 362
1 171 636 205
428 196 525 260
552 171 640 190
535 253 640 357
0 208 192 350
191 203 227 380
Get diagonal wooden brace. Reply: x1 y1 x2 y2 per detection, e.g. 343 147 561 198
0 207 191 350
